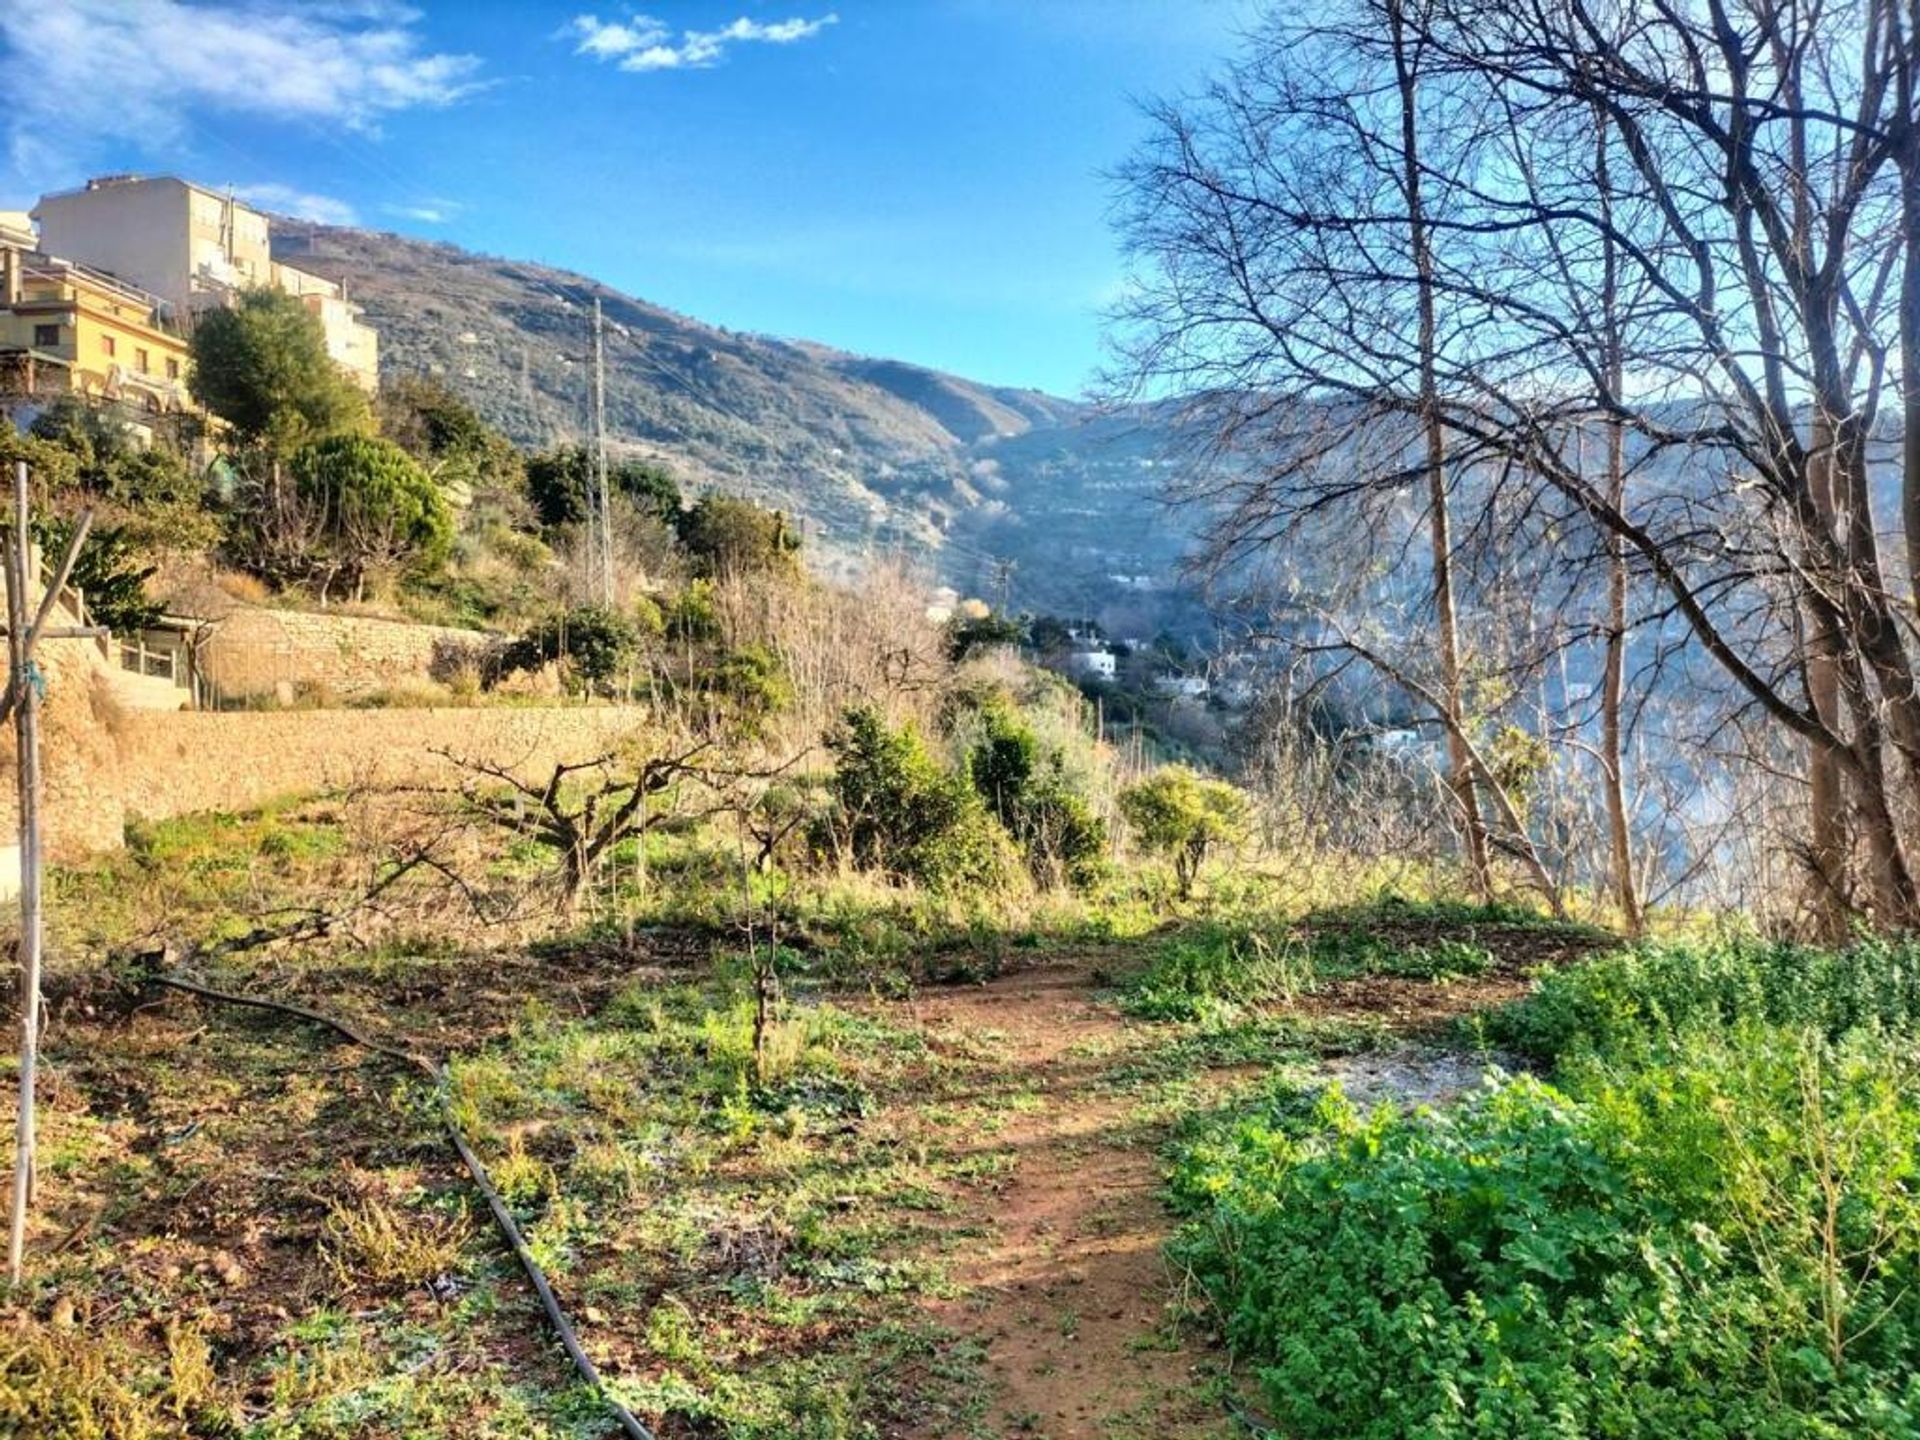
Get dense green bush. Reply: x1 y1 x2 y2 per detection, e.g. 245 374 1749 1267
946 610 1025 661
695 643 794 735
675 495 800 579
1486 935 1920 1065
525 446 681 530
500 605 642 691
966 699 1105 888
31 518 160 635
1172 1031 1920 1439
665 580 724 644
377 375 526 498
820 705 1009 891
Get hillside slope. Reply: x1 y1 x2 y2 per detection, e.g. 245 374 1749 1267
271 220 1195 615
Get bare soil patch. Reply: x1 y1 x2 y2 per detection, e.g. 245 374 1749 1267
895 960 1237 1440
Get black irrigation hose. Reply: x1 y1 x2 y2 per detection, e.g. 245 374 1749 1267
147 972 656 1440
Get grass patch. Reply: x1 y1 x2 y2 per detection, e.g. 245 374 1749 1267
1115 897 1585 1024
439 975 986 1436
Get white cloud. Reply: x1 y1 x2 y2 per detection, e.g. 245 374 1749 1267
383 199 462 224
568 15 671 59
234 182 358 225
0 0 484 184
567 11 837 73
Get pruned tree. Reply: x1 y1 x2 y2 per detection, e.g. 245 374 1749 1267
1120 765 1252 900
441 738 718 915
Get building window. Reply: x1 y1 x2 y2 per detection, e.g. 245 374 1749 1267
100 335 116 357
32 324 59 348
165 357 180 380
136 347 150 373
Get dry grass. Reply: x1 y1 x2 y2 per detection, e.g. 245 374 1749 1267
0 1320 210 1439
320 1192 474 1292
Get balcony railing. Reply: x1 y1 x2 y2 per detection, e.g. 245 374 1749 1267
15 259 179 333
119 639 180 684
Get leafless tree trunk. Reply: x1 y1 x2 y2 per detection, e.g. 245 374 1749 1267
1806 422 1852 938
1592 113 1642 935
1896 0 1920 618
1389 0 1489 898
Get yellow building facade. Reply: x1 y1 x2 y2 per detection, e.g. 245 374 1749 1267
0 244 194 418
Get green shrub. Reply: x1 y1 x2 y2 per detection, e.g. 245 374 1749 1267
1171 1030 1920 1440
1119 766 1251 898
819 705 1009 891
499 605 641 691
966 699 1105 888
675 495 800 579
665 580 723 644
31 517 160 634
947 610 1025 661
700 643 793 729
525 445 681 530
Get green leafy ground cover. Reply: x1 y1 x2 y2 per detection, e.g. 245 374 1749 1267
1169 937 1920 1439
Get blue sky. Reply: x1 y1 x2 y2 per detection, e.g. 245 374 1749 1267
0 1 1255 396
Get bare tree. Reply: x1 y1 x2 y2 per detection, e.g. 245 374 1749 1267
440 738 718 915
1387 0 1492 898
1110 0 1920 930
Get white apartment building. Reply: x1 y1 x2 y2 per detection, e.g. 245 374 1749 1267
34 175 379 390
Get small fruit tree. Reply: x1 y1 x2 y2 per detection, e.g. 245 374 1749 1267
1120 765 1252 899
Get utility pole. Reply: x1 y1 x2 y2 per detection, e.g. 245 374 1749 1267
989 557 1017 616
588 300 616 607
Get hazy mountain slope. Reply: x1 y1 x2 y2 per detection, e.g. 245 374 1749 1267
271 219 1202 620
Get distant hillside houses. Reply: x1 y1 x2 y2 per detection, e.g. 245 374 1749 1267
1 174 380 434
1064 645 1117 681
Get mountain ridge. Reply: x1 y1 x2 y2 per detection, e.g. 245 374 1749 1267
268 218 1196 621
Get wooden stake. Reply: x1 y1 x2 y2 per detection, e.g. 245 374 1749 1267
6 458 43 1285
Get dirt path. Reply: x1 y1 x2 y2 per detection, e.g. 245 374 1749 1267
899 962 1238 1440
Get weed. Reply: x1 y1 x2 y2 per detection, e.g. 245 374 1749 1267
0 1321 199 1438
321 1192 473 1292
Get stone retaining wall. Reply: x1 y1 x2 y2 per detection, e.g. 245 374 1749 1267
3 636 644 859
196 606 494 703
